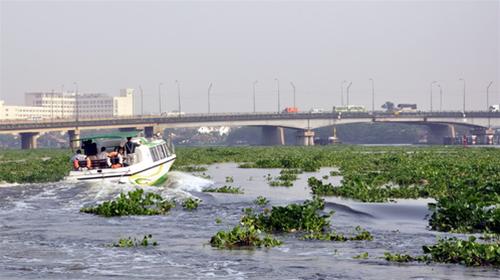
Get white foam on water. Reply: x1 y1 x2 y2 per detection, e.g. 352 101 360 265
0 182 20 188
74 171 213 204
162 171 214 192
83 180 138 202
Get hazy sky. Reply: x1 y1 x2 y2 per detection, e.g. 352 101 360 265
1 0 499 113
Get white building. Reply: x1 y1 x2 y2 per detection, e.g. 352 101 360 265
197 126 231 136
0 89 134 121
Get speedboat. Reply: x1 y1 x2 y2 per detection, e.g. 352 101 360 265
66 131 176 186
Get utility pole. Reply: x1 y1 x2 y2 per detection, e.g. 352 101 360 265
158 83 163 114
459 78 466 113
369 78 375 113
208 82 213 114
346 81 352 107
430 81 437 112
275 78 280 113
290 82 296 108
486 81 493 111
253 80 258 113
175 80 181 116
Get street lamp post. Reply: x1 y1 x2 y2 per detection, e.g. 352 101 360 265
208 82 213 114
369 78 375 113
459 78 466 113
430 81 437 112
73 82 79 124
51 89 54 121
346 81 352 107
290 82 296 108
275 78 280 113
61 85 64 119
486 81 493 111
253 80 258 113
437 84 443 111
175 80 181 116
158 83 163 114
340 80 346 106
139 86 144 115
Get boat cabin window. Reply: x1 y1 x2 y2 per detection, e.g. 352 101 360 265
149 143 171 162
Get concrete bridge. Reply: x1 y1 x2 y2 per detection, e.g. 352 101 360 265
1 111 499 148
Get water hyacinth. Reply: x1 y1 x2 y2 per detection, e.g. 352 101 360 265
182 197 201 210
209 225 282 249
203 185 244 194
80 189 176 217
385 236 500 267
112 234 158 248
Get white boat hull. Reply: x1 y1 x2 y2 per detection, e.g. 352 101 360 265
66 155 176 186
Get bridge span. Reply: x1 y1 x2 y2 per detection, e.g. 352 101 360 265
1 111 499 148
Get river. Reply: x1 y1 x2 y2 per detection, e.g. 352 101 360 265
0 163 498 279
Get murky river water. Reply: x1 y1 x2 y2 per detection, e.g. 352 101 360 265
0 163 499 279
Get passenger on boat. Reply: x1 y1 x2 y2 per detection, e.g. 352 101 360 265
97 147 111 167
82 140 98 160
109 147 124 168
124 137 140 166
71 149 91 170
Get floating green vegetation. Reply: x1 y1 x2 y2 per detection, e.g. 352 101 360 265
302 226 373 242
203 185 244 194
428 180 500 233
196 173 212 179
182 197 201 211
253 196 269 207
423 236 500 266
269 180 293 187
80 189 175 217
112 234 158 248
242 197 332 234
329 170 342 176
175 165 208 172
209 225 282 249
266 168 301 187
384 252 428 263
354 252 369 259
173 164 211 179
385 236 500 267
225 176 234 183
308 177 336 196
0 149 71 183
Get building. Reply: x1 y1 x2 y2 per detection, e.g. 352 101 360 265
0 89 134 121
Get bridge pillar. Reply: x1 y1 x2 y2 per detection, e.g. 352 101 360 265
68 129 80 150
296 130 315 146
144 126 161 138
427 124 454 144
144 126 155 138
261 126 285 146
20 132 39 149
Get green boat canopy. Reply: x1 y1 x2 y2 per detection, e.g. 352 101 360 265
72 131 140 142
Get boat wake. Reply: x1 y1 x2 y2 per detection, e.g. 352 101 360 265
78 171 213 204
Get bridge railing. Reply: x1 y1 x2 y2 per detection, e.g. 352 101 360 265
2 111 500 132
